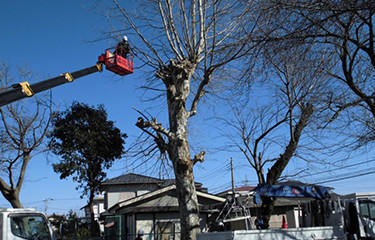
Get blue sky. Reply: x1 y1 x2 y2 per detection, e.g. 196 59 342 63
1 0 374 216
0 0 143 215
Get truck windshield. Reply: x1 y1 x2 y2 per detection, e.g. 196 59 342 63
10 214 51 240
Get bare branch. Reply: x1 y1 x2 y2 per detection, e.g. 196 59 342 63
192 150 205 165
112 0 165 65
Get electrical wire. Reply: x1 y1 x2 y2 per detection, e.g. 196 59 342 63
295 158 375 179
284 157 375 186
196 163 231 181
314 170 375 184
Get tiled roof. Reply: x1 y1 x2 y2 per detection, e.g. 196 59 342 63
101 173 207 192
101 173 166 185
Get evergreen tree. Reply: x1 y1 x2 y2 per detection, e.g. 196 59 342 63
48 102 126 236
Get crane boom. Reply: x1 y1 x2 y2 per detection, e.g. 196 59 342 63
0 45 134 108
0 63 103 107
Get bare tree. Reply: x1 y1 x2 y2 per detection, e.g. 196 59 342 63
101 0 260 238
222 44 328 227
0 62 55 208
259 0 375 148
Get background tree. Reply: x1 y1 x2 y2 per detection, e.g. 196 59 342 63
0 62 54 208
51 210 91 240
222 0 375 225
222 44 327 227
48 101 126 236
259 0 375 148
101 1 260 238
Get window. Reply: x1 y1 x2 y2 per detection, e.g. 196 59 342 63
360 202 370 218
369 202 375 220
360 200 375 220
157 221 179 240
10 214 51 239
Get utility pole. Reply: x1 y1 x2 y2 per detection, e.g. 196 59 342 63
230 157 235 201
215 157 253 230
44 198 52 216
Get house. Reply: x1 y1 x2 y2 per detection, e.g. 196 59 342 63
93 173 336 238
99 173 226 240
82 195 105 232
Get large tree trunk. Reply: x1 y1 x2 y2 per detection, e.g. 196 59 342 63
0 188 23 208
171 149 200 240
136 58 201 239
168 118 200 240
88 180 99 236
162 59 200 240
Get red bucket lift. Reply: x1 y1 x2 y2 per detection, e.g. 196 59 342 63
98 47 134 76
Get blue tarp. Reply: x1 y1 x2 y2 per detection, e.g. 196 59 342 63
253 184 330 204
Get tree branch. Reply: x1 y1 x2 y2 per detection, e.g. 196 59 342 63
192 151 205 165
266 103 315 184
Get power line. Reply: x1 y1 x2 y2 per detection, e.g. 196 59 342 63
294 158 375 180
314 170 375 184
195 163 231 183
51 198 81 201
286 158 375 185
22 200 45 205
23 197 81 205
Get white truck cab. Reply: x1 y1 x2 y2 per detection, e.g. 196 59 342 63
0 208 56 240
342 193 375 240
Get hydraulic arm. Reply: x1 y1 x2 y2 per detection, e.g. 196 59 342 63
0 63 103 107
0 45 134 108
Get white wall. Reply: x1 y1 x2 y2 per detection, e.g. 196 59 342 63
106 184 159 209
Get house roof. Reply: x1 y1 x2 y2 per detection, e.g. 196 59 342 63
108 184 226 214
101 173 166 186
101 173 208 192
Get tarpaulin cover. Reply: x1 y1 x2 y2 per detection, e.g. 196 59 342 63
253 184 330 204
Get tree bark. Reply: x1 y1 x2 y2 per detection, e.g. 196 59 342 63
89 194 98 236
172 154 200 240
159 59 200 240
260 103 315 228
88 172 99 237
0 186 22 208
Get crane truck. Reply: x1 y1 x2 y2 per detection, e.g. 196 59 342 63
0 47 133 107
198 184 375 240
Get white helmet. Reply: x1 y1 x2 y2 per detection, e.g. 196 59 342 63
137 229 144 236
123 35 128 41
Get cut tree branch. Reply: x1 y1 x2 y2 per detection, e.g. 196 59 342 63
192 151 205 165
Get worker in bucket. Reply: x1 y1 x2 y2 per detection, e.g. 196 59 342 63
117 35 130 58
